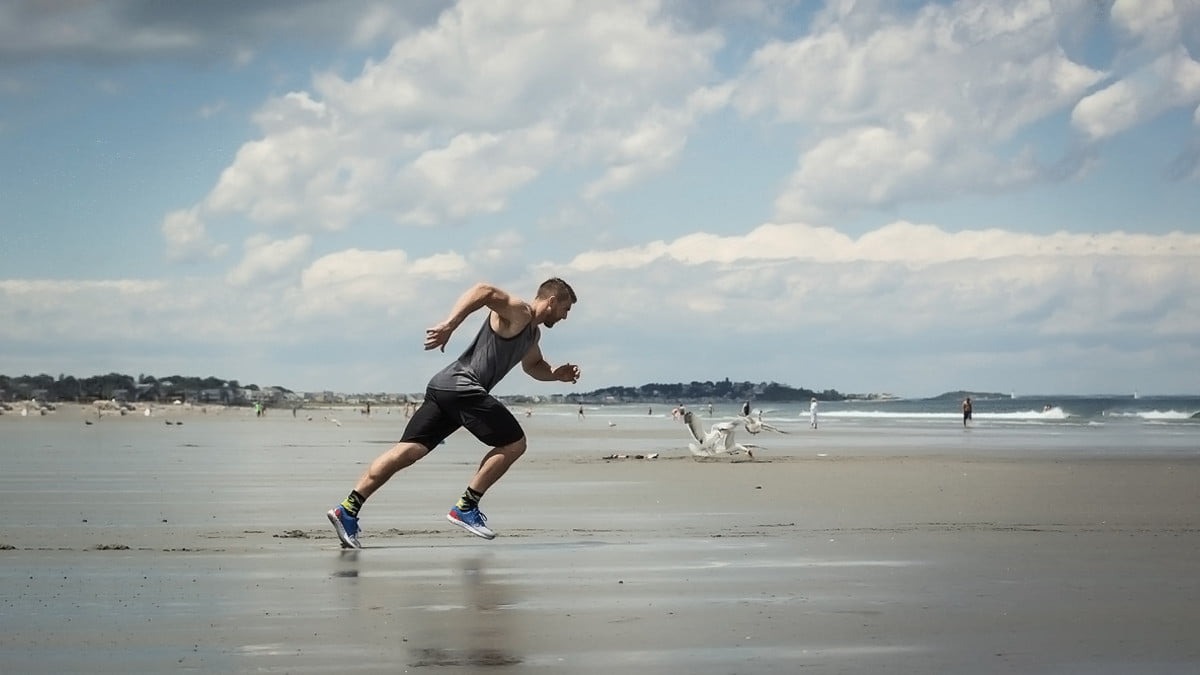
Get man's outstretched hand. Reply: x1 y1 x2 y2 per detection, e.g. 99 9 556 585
553 364 581 384
424 323 455 352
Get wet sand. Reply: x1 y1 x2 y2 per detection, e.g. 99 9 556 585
2 411 1199 673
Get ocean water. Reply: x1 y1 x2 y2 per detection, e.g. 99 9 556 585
568 394 1200 425
559 395 1200 459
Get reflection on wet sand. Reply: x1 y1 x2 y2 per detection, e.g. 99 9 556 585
330 552 521 668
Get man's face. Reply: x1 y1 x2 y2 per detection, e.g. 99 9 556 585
543 297 573 328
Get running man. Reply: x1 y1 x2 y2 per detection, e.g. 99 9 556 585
327 278 580 548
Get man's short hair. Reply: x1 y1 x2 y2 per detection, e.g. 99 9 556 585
537 277 577 303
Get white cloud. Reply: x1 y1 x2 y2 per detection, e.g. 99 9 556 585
775 114 1042 219
737 1 1103 130
554 222 1200 386
733 0 1111 220
161 206 227 261
205 92 386 231
226 234 313 287
0 278 207 343
296 248 471 318
347 3 433 48
7 221 1200 394
401 130 542 224
1072 46 1200 140
583 85 733 199
468 229 527 267
567 221 1200 271
1110 0 1179 49
181 0 723 241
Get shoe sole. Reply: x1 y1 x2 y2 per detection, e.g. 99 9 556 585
446 512 496 540
326 508 362 549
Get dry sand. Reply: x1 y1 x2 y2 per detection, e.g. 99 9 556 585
1 411 1199 673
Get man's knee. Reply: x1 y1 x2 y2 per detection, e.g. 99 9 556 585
389 441 431 465
499 436 527 458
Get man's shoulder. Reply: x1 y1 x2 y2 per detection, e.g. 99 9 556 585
490 303 536 338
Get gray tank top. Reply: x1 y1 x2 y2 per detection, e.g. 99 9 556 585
428 314 539 393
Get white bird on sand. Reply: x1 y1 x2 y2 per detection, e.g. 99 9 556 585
684 410 759 460
737 401 788 435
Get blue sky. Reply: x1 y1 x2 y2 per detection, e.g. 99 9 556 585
2 0 1199 398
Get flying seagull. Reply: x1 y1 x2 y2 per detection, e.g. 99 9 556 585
684 410 759 460
738 401 788 435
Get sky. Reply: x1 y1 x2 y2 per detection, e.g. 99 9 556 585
2 0 1199 399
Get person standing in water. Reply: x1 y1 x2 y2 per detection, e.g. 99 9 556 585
809 397 819 429
326 278 580 548
962 396 973 427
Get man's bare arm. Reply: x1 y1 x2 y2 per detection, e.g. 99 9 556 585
424 283 528 351
522 344 580 383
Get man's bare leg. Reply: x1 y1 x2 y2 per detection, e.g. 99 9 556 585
448 437 527 539
468 437 527 494
355 441 431 499
327 441 429 549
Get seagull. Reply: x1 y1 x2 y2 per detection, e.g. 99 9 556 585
684 410 759 459
737 401 788 435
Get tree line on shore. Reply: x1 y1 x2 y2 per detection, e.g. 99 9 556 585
2 372 846 405
572 379 847 403
0 372 286 403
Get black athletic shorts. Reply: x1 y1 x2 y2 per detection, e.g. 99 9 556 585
400 387 524 450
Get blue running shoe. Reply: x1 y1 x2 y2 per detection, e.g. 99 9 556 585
447 506 496 540
327 506 362 549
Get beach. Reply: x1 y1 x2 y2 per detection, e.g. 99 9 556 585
2 404 1199 673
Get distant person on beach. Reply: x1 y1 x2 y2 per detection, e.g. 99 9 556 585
578 404 585 420
962 397 973 427
327 278 580 548
809 397 819 429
